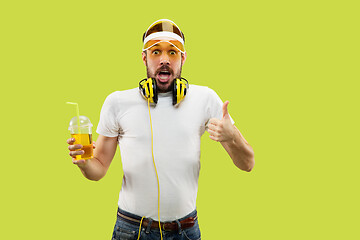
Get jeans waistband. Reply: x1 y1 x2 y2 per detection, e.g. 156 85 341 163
117 207 197 223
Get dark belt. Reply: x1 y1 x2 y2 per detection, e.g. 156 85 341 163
117 211 197 231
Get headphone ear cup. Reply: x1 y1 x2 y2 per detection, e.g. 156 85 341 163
172 79 177 105
139 78 147 98
172 78 189 105
180 77 189 98
151 78 158 104
139 78 158 104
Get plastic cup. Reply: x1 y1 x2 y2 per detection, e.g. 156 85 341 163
68 116 93 160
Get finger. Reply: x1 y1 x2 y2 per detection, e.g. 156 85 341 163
207 123 216 131
207 128 218 136
222 101 230 119
69 150 85 157
209 135 219 142
67 138 76 144
92 141 96 149
208 118 220 126
68 144 83 151
72 159 86 165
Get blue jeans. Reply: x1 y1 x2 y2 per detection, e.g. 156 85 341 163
111 208 201 240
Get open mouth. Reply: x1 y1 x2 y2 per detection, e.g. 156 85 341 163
157 70 172 83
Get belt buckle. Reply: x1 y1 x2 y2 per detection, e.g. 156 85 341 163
162 222 167 231
162 222 174 232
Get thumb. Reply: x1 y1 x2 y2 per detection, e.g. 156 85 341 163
222 101 230 119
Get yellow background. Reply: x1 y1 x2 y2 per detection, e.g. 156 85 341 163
1 0 359 239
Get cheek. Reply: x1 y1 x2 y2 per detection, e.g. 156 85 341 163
146 59 158 70
171 57 182 68
174 62 182 73
146 53 157 62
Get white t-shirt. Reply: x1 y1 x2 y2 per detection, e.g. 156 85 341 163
96 85 234 221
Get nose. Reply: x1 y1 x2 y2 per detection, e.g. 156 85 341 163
160 52 170 66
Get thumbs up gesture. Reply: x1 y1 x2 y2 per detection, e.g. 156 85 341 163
207 101 235 142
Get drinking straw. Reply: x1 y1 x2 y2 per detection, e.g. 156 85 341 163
66 102 80 134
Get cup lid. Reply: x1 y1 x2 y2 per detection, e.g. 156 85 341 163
68 116 93 130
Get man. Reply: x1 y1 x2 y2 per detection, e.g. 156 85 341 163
67 19 254 240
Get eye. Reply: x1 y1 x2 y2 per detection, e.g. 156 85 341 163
152 50 160 55
169 50 177 55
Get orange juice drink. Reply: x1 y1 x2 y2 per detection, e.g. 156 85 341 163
68 115 93 160
71 133 93 160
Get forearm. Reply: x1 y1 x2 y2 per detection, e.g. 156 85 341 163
78 157 108 181
68 135 117 181
222 126 255 172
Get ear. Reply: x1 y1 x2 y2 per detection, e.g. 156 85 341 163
142 51 147 66
181 52 187 65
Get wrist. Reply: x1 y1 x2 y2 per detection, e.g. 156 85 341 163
224 125 237 144
74 158 90 170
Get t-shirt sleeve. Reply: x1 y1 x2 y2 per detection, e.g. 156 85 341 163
205 88 235 129
96 92 121 137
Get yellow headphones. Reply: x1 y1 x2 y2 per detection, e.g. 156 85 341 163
139 77 189 105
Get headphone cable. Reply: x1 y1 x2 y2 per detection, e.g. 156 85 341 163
143 98 163 240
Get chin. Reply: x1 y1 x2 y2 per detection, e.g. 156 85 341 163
157 85 172 93
156 81 173 93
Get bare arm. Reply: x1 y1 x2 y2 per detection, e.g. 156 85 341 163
207 101 255 172
67 134 118 181
220 125 255 172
